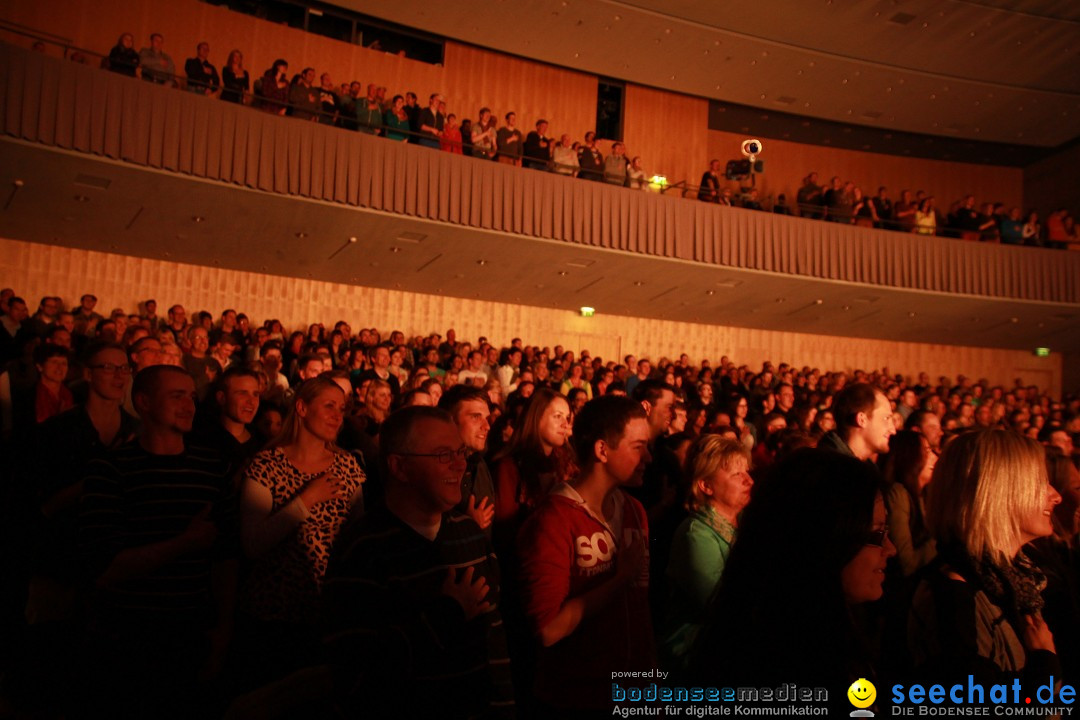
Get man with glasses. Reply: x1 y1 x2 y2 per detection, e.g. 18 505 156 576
323 406 513 717
26 342 137 630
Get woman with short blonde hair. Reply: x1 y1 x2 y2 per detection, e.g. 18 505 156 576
661 435 752 669
910 429 1061 685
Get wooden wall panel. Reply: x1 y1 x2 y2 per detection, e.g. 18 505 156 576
2 237 1063 396
707 129 1023 213
622 84 709 188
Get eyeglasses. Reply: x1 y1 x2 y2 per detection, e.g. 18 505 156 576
864 528 889 548
396 446 469 464
88 363 133 375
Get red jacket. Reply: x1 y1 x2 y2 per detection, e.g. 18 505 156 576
517 483 655 709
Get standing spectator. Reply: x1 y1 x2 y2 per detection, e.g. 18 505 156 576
257 60 289 116
459 117 473 156
496 112 523 166
660 435 752 671
552 134 579 176
440 113 463 154
220 49 249 104
626 156 647 189
909 431 1060 691
322 407 512 717
355 87 383 135
796 172 823 218
288 68 319 121
772 193 792 215
316 73 339 126
471 107 497 159
138 33 175 86
915 197 937 235
577 131 604 181
439 386 496 536
1046 209 1069 249
517 395 653 711
871 186 893 229
403 92 420 143
698 160 722 202
107 33 139 78
78 366 237 717
603 142 629 186
183 42 219 96
999 207 1025 245
852 187 877 227
1022 210 1042 246
894 189 918 232
383 95 410 141
523 120 552 170
238 376 364 682
338 82 360 130
417 93 444 149
72 293 103 337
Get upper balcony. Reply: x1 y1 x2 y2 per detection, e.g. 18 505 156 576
2 41 1079 354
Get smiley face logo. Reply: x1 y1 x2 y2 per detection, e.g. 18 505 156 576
847 678 876 709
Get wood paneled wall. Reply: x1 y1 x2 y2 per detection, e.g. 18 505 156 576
621 84 709 188
2 237 1063 396
707 129 1023 213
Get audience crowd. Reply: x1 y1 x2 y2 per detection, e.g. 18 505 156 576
1 286 1078 717
29 31 1078 248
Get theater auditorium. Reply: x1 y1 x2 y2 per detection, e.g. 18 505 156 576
1 1 1078 717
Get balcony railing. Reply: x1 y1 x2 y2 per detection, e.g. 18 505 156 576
2 41 1078 305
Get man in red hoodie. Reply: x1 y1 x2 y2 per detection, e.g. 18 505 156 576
518 395 655 713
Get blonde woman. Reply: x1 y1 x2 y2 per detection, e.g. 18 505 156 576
660 435 752 669
909 430 1061 684
238 377 365 678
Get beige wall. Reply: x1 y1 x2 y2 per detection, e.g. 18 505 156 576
707 129 1023 213
3 237 1062 395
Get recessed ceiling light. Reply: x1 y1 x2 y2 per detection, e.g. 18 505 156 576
476 259 488 266
192 216 204 223
634 281 644 286
349 236 357 243
390 247 401 253
814 299 823 305
706 290 715 296
295 232 307 239
776 297 786 303
908 312 916 317
558 270 568 276
74 195 89 202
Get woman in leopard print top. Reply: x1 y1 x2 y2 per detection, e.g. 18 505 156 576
239 377 365 667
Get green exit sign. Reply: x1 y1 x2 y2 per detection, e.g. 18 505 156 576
1034 347 1050 357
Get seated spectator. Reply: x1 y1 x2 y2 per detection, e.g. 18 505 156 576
772 193 792 215
660 435 752 671
603 142 629 186
287 68 319 121
688 449 893 715
78 366 237 717
558 362 593 400
193 366 262 467
417 93 444 149
496 112 523 166
322 406 512 717
382 94 410 141
697 160 721 202
909 430 1060 690
238 376 364 683
742 188 764 211
523 120 552 170
883 431 937 576
440 113 462 154
257 59 289 116
551 134 579 176
439 385 495 536
183 42 219 96
517 395 653 711
107 33 139 78
138 33 175 86
220 49 249 104
577 132 603 181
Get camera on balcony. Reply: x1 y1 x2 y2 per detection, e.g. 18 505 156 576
725 139 764 180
